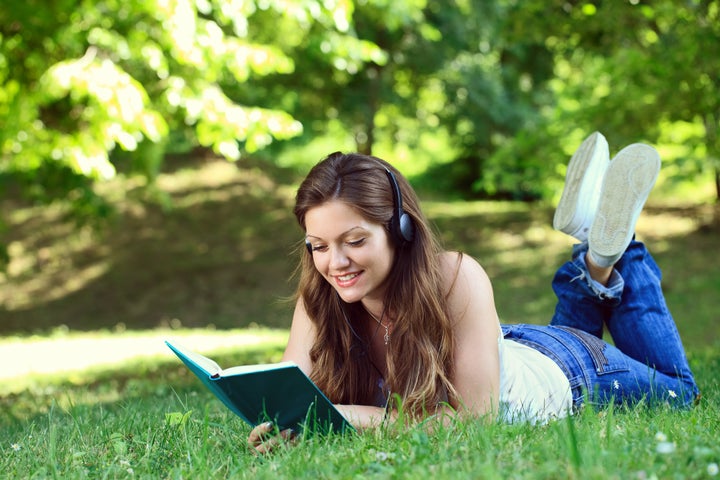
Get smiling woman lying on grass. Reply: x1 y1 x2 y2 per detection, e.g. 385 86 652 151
249 132 700 454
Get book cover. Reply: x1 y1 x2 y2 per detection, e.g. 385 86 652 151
165 341 353 435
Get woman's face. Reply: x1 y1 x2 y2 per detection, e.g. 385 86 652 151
304 200 395 305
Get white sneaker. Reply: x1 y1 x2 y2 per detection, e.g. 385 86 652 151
553 131 610 242
588 143 661 267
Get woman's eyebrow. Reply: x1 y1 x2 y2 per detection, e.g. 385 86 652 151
306 226 367 241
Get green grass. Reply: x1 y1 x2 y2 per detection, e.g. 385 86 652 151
1 157 719 478
1 344 718 478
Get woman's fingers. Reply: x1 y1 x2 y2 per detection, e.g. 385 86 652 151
252 435 282 455
279 428 297 443
248 423 297 454
248 422 275 446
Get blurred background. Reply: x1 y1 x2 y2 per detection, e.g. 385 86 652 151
1 0 718 351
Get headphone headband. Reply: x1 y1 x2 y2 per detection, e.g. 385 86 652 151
384 167 415 246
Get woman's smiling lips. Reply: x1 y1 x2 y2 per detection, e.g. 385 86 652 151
333 271 363 288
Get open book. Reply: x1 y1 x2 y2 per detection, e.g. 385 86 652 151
165 341 353 435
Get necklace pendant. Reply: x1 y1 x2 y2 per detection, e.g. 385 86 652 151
383 327 390 345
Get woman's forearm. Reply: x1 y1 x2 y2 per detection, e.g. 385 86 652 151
334 404 391 431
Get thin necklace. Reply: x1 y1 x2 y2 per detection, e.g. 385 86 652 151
367 308 391 345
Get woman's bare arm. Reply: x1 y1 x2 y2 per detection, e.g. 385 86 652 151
442 252 502 418
280 297 316 374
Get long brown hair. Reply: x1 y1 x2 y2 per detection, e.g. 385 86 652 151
293 152 457 416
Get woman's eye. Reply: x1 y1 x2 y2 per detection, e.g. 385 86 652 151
312 245 328 252
347 238 365 247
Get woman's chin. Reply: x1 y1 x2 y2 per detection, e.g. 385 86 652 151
334 289 364 304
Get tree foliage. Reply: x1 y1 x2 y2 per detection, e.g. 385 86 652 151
249 0 556 197
0 0 374 200
1 0 719 269
504 0 720 199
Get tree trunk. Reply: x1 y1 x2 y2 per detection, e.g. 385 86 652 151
354 64 382 155
702 113 720 229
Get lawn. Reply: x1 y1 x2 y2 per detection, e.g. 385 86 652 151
1 157 718 478
1 341 718 479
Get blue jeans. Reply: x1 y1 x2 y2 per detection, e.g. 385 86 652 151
501 240 699 409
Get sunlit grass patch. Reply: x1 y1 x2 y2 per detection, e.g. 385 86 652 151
0 328 288 397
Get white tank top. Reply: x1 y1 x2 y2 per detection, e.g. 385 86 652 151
497 333 572 424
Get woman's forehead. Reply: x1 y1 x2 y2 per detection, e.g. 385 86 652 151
304 201 378 238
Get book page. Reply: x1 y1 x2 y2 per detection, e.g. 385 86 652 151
167 342 222 376
221 361 297 377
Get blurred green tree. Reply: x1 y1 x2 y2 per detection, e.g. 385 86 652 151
502 0 720 203
0 0 385 266
251 0 556 197
2 0 717 250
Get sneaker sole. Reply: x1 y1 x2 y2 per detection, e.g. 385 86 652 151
588 143 660 264
553 131 609 239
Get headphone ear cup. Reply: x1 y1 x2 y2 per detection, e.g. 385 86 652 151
398 212 415 243
383 166 415 247
305 240 313 254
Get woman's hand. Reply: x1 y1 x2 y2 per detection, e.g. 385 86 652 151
247 422 296 455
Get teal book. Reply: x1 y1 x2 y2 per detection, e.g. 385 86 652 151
165 341 353 435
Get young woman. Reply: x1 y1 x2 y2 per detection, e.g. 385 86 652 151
248 132 699 453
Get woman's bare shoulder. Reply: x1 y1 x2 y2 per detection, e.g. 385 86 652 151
439 250 496 319
439 250 492 289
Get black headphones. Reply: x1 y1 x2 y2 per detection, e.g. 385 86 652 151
305 165 415 254
384 167 415 247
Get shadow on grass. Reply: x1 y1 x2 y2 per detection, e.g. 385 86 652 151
1 160 718 351
0 160 301 334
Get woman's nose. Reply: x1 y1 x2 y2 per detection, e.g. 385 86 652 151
329 246 350 269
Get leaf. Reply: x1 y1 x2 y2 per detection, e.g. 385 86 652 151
109 432 128 456
165 410 193 427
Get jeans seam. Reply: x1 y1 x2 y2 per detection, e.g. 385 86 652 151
552 326 609 373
